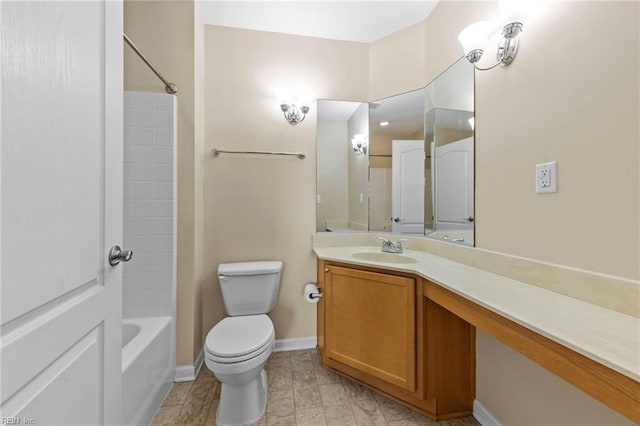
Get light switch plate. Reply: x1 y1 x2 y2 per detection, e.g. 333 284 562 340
536 161 558 194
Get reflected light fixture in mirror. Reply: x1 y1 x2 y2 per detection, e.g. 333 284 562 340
352 134 367 155
379 121 390 127
459 0 531 71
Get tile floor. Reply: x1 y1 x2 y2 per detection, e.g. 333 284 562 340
151 349 480 426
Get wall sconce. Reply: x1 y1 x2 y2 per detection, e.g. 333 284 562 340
458 0 529 71
352 134 367 155
280 99 310 125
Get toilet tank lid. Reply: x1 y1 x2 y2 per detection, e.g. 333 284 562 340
218 261 283 276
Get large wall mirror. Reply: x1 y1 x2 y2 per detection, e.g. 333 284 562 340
316 57 474 245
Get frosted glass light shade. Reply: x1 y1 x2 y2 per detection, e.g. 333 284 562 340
457 21 495 55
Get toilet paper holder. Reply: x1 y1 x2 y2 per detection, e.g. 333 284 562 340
309 290 323 299
304 283 323 302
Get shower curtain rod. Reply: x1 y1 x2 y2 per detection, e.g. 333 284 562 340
123 33 178 94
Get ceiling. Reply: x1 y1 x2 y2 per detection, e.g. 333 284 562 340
196 1 439 43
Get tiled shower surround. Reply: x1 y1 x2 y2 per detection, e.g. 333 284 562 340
123 91 176 318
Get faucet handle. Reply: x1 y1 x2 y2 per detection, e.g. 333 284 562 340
395 238 408 248
377 236 393 250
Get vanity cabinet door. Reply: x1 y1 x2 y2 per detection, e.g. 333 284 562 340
324 265 416 391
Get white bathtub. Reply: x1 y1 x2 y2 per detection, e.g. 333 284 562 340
122 317 174 426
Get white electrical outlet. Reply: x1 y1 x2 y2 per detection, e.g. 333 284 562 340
536 161 558 194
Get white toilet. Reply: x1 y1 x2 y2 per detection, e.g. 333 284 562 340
204 261 283 426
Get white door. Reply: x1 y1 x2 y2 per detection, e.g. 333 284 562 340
434 137 474 231
392 140 424 234
1 2 123 424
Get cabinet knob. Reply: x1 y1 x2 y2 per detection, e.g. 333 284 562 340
324 268 330 272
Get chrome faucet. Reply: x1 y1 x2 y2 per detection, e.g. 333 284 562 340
377 237 408 254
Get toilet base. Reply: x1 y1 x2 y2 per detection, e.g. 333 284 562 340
216 368 268 426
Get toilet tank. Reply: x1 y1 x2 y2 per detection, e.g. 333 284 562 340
217 261 284 316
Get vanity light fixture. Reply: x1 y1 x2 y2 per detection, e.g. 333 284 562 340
351 134 367 155
458 0 529 71
379 121 390 127
278 89 311 126
279 95 310 125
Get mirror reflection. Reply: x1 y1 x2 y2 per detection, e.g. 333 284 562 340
424 58 475 245
316 101 369 232
315 57 474 246
369 88 425 234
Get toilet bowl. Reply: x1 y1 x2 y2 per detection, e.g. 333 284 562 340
205 315 275 426
204 261 283 426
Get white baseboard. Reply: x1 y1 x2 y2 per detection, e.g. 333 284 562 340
273 336 316 352
174 348 204 382
473 400 501 426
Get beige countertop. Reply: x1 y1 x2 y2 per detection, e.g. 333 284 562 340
313 245 640 383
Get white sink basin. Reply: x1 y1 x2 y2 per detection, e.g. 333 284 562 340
351 252 418 264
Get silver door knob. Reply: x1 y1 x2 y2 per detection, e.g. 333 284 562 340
109 245 133 266
390 217 400 222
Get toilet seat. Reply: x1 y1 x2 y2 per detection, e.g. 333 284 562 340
205 315 274 364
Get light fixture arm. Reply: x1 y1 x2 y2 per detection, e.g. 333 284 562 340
473 60 505 72
462 21 523 71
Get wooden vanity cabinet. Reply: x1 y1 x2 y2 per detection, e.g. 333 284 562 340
322 264 417 391
317 260 475 420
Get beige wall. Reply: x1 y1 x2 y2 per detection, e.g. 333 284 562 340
476 331 633 425
369 20 426 101
473 1 639 279
202 25 369 342
124 0 204 366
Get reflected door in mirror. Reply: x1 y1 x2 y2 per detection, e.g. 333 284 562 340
392 140 424 234
434 137 474 231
